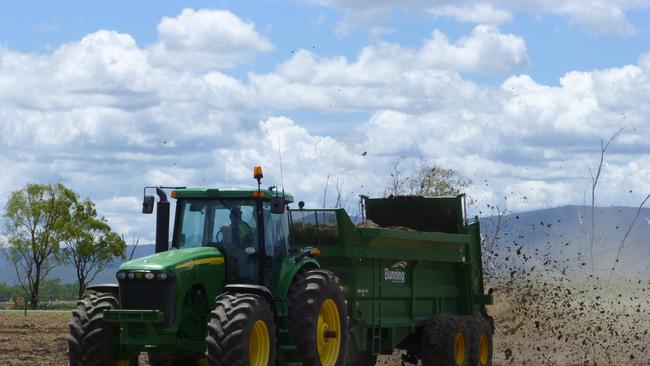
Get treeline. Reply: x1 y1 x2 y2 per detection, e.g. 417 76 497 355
1 183 125 309
0 279 77 303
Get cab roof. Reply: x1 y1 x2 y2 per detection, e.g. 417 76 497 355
172 188 294 203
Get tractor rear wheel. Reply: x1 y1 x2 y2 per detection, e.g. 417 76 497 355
288 269 349 366
67 291 137 366
467 316 493 366
205 293 276 366
421 315 469 366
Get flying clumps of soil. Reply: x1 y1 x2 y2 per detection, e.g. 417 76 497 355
483 216 650 365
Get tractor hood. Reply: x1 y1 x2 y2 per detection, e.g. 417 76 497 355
119 247 223 272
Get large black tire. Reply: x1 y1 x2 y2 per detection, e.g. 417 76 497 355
421 315 470 366
205 293 276 366
288 269 349 366
67 291 137 366
466 316 493 366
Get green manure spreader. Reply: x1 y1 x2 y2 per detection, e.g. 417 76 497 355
67 167 494 366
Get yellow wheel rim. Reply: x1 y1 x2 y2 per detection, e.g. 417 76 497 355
249 320 270 366
115 360 130 366
317 299 341 366
478 334 489 365
454 332 466 365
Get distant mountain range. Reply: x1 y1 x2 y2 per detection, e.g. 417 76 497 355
480 205 650 278
0 244 157 286
1 205 648 285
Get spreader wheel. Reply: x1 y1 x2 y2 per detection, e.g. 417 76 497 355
466 315 493 366
421 315 470 366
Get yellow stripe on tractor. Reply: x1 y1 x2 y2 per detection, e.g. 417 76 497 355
175 257 224 270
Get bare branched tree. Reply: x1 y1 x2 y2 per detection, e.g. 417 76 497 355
485 205 507 254
609 193 650 279
384 157 407 197
322 174 330 208
334 177 345 209
481 204 508 283
588 126 625 274
125 233 140 261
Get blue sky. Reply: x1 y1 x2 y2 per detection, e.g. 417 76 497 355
0 1 649 241
4 1 650 84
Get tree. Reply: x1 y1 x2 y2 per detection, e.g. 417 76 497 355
384 158 472 198
2 183 77 308
65 198 125 299
587 126 625 275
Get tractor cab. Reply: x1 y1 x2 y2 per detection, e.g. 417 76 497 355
170 188 293 285
140 166 293 287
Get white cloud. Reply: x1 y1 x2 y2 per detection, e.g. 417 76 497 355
429 4 513 23
525 0 639 36
311 0 648 36
149 8 274 71
419 25 529 74
250 25 526 111
1 8 650 243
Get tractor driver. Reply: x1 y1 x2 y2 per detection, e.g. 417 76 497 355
220 206 253 248
218 206 256 281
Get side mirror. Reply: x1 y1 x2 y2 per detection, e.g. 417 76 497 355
270 196 285 214
142 195 154 214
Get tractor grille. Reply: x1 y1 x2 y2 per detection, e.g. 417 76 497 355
119 280 177 328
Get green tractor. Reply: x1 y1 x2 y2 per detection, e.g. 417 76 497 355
67 166 349 366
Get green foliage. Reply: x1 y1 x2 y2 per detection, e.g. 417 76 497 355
0 282 20 302
384 158 472 198
0 279 77 309
64 198 126 298
2 182 124 305
39 278 78 301
2 183 77 308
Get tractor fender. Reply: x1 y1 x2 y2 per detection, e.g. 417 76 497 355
86 283 119 297
222 284 276 315
276 257 320 301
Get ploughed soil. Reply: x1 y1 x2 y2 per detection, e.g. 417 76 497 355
0 312 70 366
1 302 648 366
1 307 647 366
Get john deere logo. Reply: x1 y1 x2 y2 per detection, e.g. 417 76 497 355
384 261 407 283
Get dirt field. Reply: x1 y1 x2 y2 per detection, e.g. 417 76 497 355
0 312 69 366
1 306 648 366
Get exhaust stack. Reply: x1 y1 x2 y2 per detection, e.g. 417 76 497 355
155 187 170 254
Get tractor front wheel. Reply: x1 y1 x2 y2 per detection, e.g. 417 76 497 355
67 291 137 366
288 269 349 366
205 293 276 366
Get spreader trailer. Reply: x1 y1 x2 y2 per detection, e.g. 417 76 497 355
290 194 494 366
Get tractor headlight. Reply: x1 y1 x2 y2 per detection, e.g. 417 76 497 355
116 272 126 280
127 272 135 280
157 272 168 280
144 272 155 280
